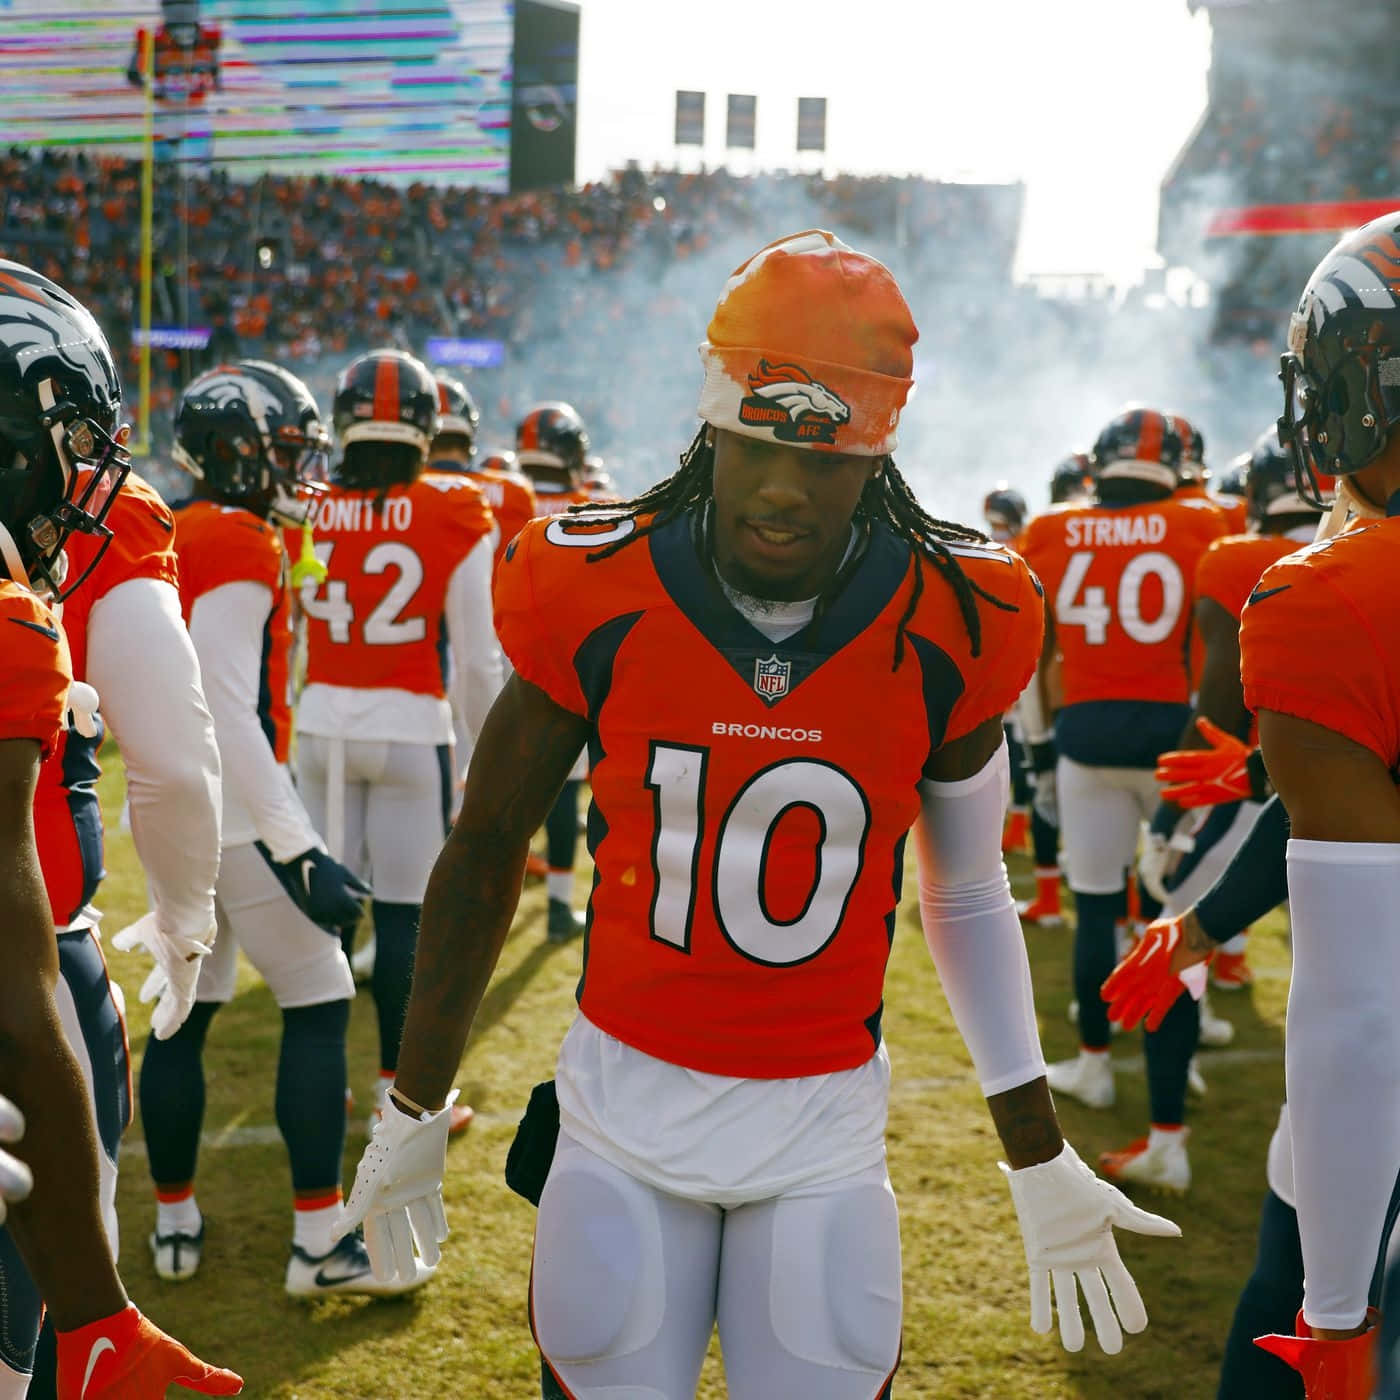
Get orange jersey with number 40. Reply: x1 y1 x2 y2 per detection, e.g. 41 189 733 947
1020 497 1225 706
495 511 1043 1079
301 474 495 695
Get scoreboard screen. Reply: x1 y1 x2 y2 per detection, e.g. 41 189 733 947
0 1 513 187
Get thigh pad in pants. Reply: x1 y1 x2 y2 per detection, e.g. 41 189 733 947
1057 756 1158 895
532 1132 719 1400
718 1163 902 1400
197 843 355 1008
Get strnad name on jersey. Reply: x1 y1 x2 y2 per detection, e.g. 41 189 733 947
1064 513 1168 549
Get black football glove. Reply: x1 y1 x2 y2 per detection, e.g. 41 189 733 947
256 843 372 932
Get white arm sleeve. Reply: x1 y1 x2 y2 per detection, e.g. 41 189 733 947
1014 674 1051 746
915 740 1046 1096
1284 838 1400 1331
85 577 222 941
188 580 323 862
443 534 503 755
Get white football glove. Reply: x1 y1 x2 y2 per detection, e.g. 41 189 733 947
1136 831 1172 905
334 1090 455 1284
111 912 215 1041
1001 1141 1180 1354
1030 771 1059 828
0 1095 32 1225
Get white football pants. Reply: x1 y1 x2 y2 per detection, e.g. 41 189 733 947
195 842 355 1007
296 735 451 904
532 1131 902 1400
1056 756 1160 895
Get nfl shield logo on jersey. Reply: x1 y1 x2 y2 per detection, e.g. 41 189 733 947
753 654 791 700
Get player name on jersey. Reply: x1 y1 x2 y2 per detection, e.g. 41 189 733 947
1063 512 1169 548
310 494 415 533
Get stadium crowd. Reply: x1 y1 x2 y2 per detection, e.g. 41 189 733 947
0 147 1030 483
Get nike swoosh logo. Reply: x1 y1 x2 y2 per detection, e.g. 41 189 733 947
315 1262 370 1288
1247 584 1291 605
149 510 174 533
300 857 316 894
8 616 60 641
82 1337 116 1397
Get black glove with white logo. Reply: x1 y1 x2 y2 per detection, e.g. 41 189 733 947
256 843 372 932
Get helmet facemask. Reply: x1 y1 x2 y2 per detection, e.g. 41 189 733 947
0 375 130 601
1279 302 1400 509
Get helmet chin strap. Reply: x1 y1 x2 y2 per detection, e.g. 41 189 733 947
37 378 78 500
0 520 32 589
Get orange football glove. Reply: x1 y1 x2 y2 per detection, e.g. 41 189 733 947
57 1305 242 1399
1254 1310 1377 1400
1155 718 1264 809
1101 916 1210 1032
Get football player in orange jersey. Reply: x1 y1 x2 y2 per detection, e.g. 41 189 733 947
339 230 1178 1397
1096 427 1326 1195
0 260 240 1398
1101 213 1400 1398
428 374 537 565
296 349 500 1136
1019 406 1226 1111
1235 214 1400 1397
134 361 416 1299
515 402 597 941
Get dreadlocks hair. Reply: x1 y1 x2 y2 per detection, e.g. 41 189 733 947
579 425 1019 669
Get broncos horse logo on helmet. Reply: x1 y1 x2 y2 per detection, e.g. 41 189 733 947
1279 210 1400 506
0 260 130 600
738 359 851 445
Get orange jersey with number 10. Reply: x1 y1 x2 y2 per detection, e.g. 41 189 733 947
495 511 1043 1079
301 473 495 695
1020 496 1225 706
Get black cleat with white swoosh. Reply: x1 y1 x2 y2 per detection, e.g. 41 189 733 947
285 1227 433 1298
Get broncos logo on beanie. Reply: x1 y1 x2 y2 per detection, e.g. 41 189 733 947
697 230 917 456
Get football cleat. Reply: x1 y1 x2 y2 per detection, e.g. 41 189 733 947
350 932 377 984
1045 1050 1115 1109
1002 806 1029 855
547 899 585 944
1197 992 1235 1048
285 1227 433 1298
1187 1057 1207 1098
1016 869 1063 926
150 1221 204 1282
1099 1129 1191 1195
1211 949 1253 990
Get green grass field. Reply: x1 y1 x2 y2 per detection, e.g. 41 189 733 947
90 750 1289 1399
